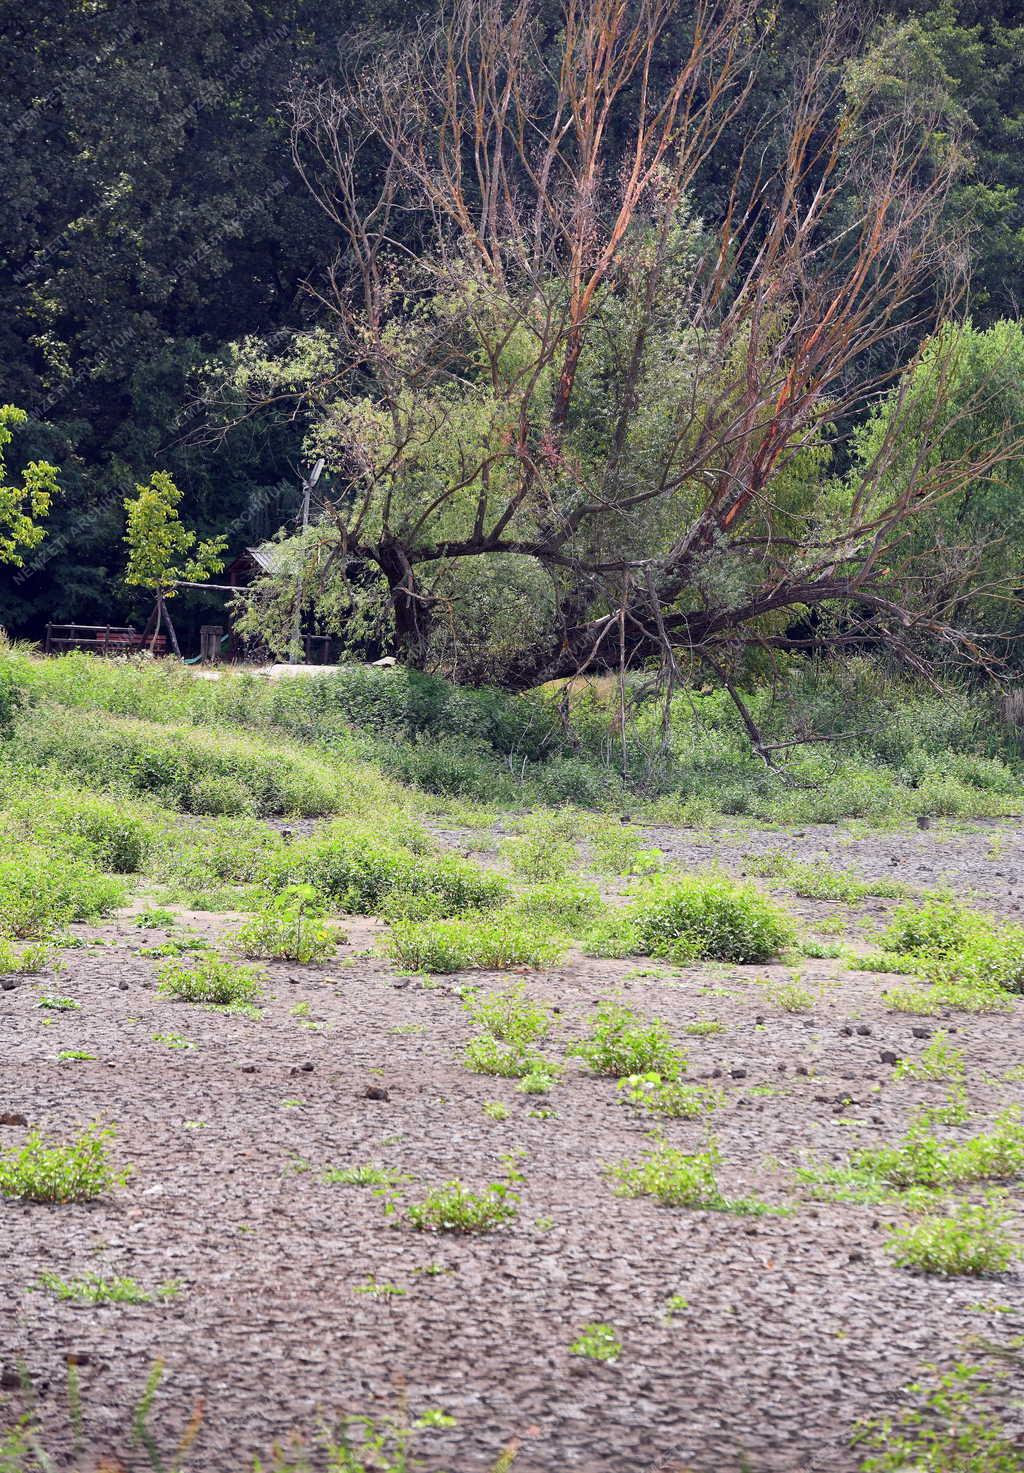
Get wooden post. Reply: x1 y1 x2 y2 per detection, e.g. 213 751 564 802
200 625 223 663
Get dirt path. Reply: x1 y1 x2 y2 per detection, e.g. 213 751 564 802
2 819 1022 1472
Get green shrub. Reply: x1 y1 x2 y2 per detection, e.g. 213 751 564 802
37 1272 180 1305
12 706 343 817
854 1363 1023 1473
406 1179 518 1233
0 1125 130 1203
274 819 506 919
463 1036 556 1078
607 1139 769 1214
568 1002 685 1078
7 787 156 873
385 915 563 973
880 893 982 958
500 830 577 882
804 1109 1024 1199
463 984 551 1046
585 819 662 877
877 892 1024 997
886 1197 1018 1277
744 851 908 902
892 1031 966 1081
508 878 603 932
617 1073 718 1119
628 872 795 964
569 1323 622 1363
0 844 124 938
156 954 265 1005
0 935 57 977
228 886 339 963
579 913 640 958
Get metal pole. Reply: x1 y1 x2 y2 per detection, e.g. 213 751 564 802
290 458 324 664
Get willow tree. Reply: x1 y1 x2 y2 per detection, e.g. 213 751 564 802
233 0 1021 706
0 406 60 567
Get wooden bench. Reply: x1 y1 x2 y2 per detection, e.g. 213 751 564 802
44 624 167 655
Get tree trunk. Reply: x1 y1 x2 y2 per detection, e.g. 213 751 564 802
161 593 182 658
376 539 433 668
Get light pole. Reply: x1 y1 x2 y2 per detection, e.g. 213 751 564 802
290 458 324 663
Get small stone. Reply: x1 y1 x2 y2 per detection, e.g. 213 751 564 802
0 1366 19 1390
364 1085 390 1101
300 1061 314 1073
287 976 302 985
119 981 130 991
1 977 18 991
730 1067 748 1079
916 816 931 830
755 1016 766 1026
240 1064 257 1074
911 1027 931 1040
0 1112 27 1127
776 1063 787 1073
879 1050 899 1065
710 1068 723 1079
848 1250 865 1263
840 1025 853 1037
796 1064 809 1076
855 1025 871 1036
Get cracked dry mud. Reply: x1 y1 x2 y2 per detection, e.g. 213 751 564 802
2 818 1023 1472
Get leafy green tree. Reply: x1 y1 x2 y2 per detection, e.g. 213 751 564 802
846 319 1024 668
0 405 60 565
123 472 226 656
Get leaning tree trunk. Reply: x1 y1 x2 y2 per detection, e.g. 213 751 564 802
376 539 434 668
159 592 182 658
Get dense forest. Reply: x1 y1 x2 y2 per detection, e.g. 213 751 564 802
1 0 1023 691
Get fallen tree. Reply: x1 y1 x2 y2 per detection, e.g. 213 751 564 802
225 0 1024 702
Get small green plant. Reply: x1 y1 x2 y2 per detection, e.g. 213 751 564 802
744 851 908 902
664 1293 689 1317
0 935 56 977
893 1031 967 1081
569 1322 622 1363
56 1049 94 1062
802 1108 1024 1201
853 1362 1024 1472
518 1069 557 1095
406 1178 519 1233
761 978 816 1012
229 885 340 963
157 954 264 1005
37 1272 181 1305
463 984 551 1047
886 1197 1019 1277
37 994 79 1011
617 1073 718 1119
607 1138 771 1214
684 1019 723 1036
463 1034 556 1079
321 1163 406 1188
0 1125 130 1203
134 907 178 928
151 1031 196 1050
353 1276 407 1303
568 1002 685 1079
